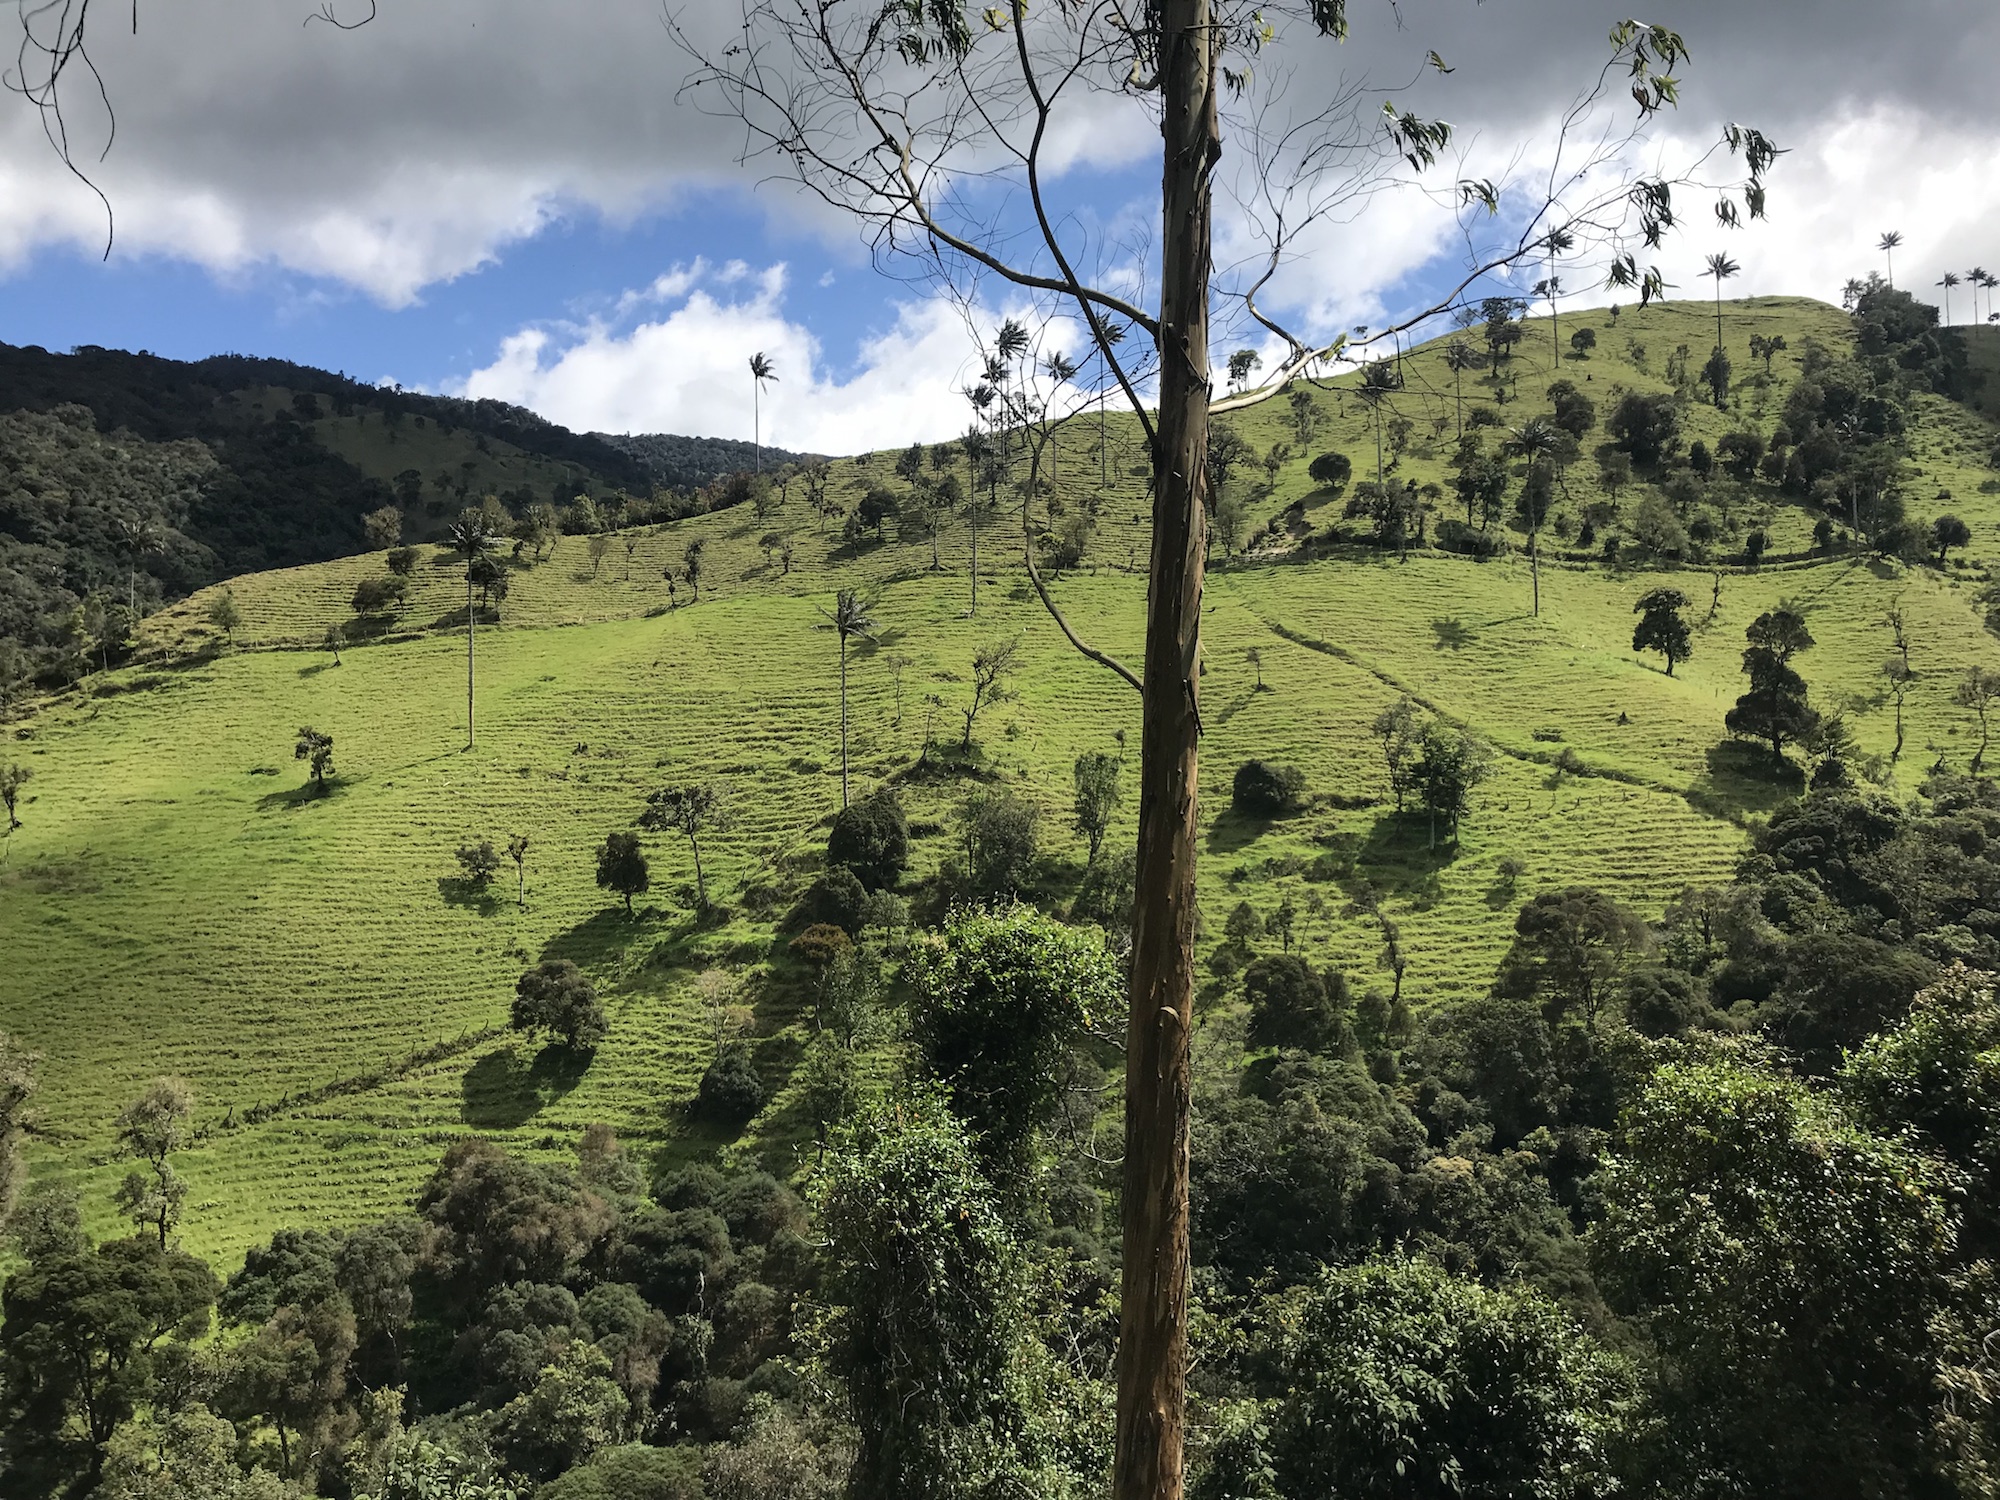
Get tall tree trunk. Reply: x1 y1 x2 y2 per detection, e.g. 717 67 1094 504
839 637 851 808
466 575 476 750
1114 5 1212 1498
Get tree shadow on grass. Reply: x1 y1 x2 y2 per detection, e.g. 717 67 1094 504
541 906 652 969
1206 805 1306 856
460 1041 591 1129
1345 811 1456 909
1432 616 1474 650
438 877 504 916
256 781 341 812
1686 739 1804 822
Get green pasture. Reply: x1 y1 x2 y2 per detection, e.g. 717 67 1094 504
6 295 2000 1268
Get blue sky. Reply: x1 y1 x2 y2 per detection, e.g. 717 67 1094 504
0 0 1994 453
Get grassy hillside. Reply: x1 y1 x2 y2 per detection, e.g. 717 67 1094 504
7 293 2000 1267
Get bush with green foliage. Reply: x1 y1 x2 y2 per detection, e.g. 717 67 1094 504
512 960 607 1052
905 903 1121 1186
1243 954 1350 1054
1232 759 1306 817
951 789 1042 897
697 1041 766 1126
1225 1258 1629 1500
1593 1054 1956 1496
825 790 909 891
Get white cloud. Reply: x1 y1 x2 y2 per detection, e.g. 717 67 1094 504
456 262 1021 454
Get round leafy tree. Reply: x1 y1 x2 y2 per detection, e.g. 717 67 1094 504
512 960 607 1052
827 790 909 891
1232 759 1306 817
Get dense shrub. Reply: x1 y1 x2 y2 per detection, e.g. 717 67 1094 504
1232 759 1306 817
804 866 869 935
826 791 909 891
698 1042 766 1125
1243 953 1349 1053
1435 518 1506 558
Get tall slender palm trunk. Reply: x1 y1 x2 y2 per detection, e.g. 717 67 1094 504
839 635 851 808
466 575 476 750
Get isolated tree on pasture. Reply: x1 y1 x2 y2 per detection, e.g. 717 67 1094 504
1749 331 1787 372
1413 722 1492 849
818 589 877 808
1372 696 1421 812
507 833 531 909
1727 610 1819 766
1958 667 2000 773
455 839 501 888
1073 750 1124 867
1440 338 1480 436
205 589 241 644
1632 588 1694 675
1934 514 1971 564
640 780 734 911
0 762 30 832
1308 450 1353 493
748 351 777 470
1506 417 1562 613
681 537 706 602
1287 384 1318 445
1879 229 1903 287
1245 646 1265 690
321 622 343 666
960 636 1020 750
587 533 611 579
595 832 649 917
1937 270 1960 325
114 1077 195 1246
1225 348 1261 392
294 726 334 793
513 960 607 1053
1568 326 1597 357
678 6 1779 1488
448 508 500 750
362 505 402 550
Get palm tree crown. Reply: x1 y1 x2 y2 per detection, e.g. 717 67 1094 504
1939 271 1961 324
749 352 777 470
1879 230 1903 286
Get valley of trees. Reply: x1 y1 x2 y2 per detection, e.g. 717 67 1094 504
11 1 2000 1497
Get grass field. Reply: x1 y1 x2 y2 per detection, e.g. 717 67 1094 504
6 295 2000 1267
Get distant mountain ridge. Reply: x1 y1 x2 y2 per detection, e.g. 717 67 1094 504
0 339 804 678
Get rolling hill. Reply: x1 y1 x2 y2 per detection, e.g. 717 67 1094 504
3 291 1999 1267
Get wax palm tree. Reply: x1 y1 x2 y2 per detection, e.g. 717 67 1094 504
448 508 499 750
1972 268 1994 326
1703 253 1741 406
818 589 878 808
1879 230 1903 287
1506 418 1562 616
1938 271 1961 325
1095 322 1126 487
1539 225 1574 361
1042 349 1077 484
1442 339 1478 437
748 352 777 471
